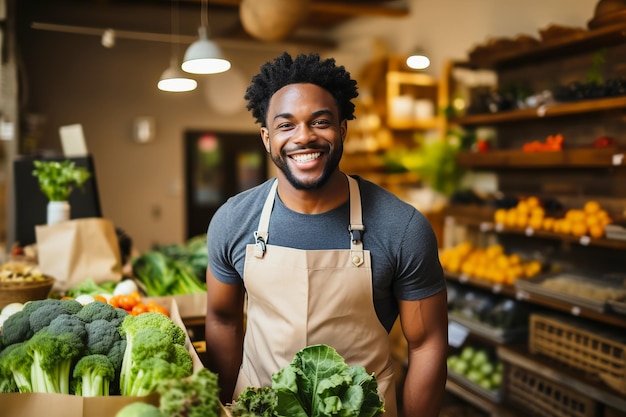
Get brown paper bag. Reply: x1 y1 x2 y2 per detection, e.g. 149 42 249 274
35 217 123 292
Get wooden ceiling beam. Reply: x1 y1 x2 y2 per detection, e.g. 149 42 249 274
204 0 410 18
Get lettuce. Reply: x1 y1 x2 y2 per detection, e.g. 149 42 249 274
271 344 384 417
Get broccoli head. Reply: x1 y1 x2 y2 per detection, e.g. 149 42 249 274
0 342 34 393
0 310 33 346
76 301 120 323
26 327 85 394
60 298 84 315
85 318 122 355
127 357 191 397
47 314 88 342
29 302 70 333
72 353 116 396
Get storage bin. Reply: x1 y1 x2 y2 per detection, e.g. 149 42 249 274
503 361 598 417
528 314 626 394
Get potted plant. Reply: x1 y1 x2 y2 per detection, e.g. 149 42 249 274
32 160 91 225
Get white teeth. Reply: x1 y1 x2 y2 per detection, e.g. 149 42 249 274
292 152 321 163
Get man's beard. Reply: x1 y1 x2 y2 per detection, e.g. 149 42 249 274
270 141 343 190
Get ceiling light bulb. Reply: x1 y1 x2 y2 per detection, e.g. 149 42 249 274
182 26 231 74
158 63 197 92
406 54 430 70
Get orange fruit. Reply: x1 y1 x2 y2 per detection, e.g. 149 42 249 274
589 224 605 239
584 200 601 214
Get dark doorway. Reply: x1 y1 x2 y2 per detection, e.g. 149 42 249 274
185 131 267 239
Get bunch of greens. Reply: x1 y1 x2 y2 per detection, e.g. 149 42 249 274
115 368 221 417
32 160 91 201
131 250 207 297
153 234 209 283
229 344 385 417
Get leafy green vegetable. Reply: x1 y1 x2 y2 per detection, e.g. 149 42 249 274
66 278 117 299
157 367 221 417
131 250 206 296
32 160 91 202
230 386 278 417
230 345 385 417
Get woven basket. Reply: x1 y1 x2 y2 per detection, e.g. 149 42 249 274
0 276 55 310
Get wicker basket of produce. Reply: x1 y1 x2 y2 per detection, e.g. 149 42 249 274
0 260 55 309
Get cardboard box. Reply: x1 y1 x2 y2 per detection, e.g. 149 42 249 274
145 292 207 319
2 299 207 417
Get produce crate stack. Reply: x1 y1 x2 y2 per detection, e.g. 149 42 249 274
502 360 598 417
529 314 626 395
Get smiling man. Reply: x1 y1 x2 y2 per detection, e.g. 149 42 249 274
204 52 448 417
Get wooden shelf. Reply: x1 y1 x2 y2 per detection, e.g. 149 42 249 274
455 147 625 169
445 378 520 417
451 95 626 126
445 272 626 330
468 23 626 69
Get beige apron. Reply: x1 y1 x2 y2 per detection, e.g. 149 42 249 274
235 175 397 417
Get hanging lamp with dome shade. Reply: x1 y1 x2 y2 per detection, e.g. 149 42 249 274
406 49 431 70
158 0 197 92
182 0 231 74
158 58 198 92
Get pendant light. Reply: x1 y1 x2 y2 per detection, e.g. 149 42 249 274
182 0 231 74
158 0 197 92
406 49 430 70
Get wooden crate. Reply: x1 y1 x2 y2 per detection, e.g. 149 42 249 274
503 361 598 417
529 314 626 394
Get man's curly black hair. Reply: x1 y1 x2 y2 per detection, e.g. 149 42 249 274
244 52 359 127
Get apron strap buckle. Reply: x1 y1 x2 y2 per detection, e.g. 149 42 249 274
348 225 365 243
254 231 267 258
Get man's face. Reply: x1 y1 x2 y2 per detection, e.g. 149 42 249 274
261 83 347 190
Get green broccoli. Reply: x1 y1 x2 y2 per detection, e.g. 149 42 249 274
29 302 71 333
1 342 34 393
118 313 190 396
0 310 33 346
60 298 85 315
115 402 164 417
0 364 18 393
0 343 20 393
107 339 127 395
26 327 85 393
21 299 56 315
157 368 221 417
76 301 121 323
47 313 88 342
72 353 116 396
127 357 190 397
85 318 123 355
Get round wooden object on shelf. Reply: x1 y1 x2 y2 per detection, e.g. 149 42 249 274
239 0 311 42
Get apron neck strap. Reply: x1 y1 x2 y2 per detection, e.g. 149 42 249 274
253 175 365 265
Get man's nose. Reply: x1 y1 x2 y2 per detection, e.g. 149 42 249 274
292 123 316 144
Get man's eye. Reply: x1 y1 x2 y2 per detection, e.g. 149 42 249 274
312 119 330 126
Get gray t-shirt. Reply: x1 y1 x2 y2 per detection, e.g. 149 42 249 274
207 175 445 332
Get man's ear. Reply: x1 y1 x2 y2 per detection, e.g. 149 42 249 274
340 120 348 142
260 127 270 152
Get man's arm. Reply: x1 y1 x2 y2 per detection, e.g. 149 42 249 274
204 269 246 404
399 290 448 417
